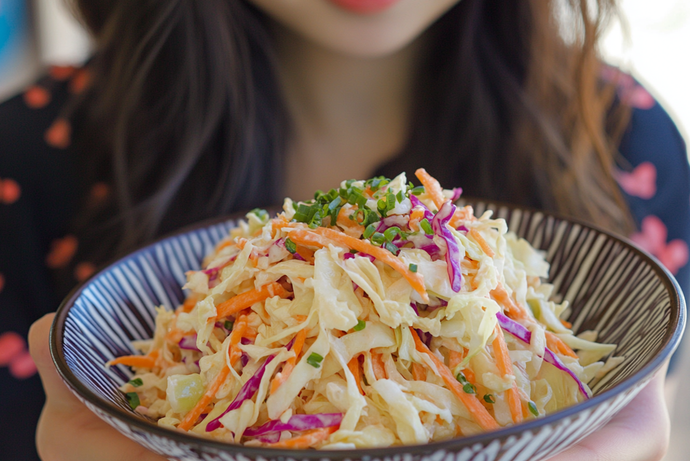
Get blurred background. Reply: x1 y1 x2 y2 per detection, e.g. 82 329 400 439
0 0 688 459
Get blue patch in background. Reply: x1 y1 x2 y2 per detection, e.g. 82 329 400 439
0 0 29 70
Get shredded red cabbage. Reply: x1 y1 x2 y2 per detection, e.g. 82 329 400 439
244 413 343 437
343 252 375 263
293 253 305 261
410 302 419 315
432 202 462 292
178 335 200 351
206 355 275 432
495 313 590 398
409 195 435 221
376 215 409 233
451 187 463 202
255 432 281 443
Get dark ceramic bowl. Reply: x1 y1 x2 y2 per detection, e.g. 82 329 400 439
51 200 685 461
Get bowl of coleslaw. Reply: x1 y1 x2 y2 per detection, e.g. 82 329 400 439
51 170 685 461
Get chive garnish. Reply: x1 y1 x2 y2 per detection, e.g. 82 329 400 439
285 237 297 254
353 320 366 331
306 353 324 368
528 401 539 417
409 263 418 273
129 378 143 387
483 394 496 404
125 392 140 410
420 218 433 235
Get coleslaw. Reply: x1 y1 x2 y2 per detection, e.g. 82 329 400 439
110 169 622 449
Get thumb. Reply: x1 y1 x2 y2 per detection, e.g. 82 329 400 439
28 313 81 408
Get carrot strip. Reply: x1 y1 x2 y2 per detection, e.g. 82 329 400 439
181 294 197 313
411 362 427 381
492 325 523 424
450 205 476 228
409 208 425 232
448 349 464 370
295 245 315 264
469 229 495 258
178 318 248 431
270 328 307 394
216 282 290 319
545 331 579 359
266 426 337 448
108 355 156 369
336 206 365 235
560 319 573 329
215 239 235 252
371 353 387 380
348 355 365 395
491 284 527 319
414 168 446 210
271 215 289 238
288 227 429 302
410 328 499 430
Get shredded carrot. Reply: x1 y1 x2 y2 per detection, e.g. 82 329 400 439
492 325 523 424
560 319 573 329
288 226 429 302
491 284 527 319
545 331 579 359
348 355 365 395
178 317 248 431
271 215 289 238
469 229 495 258
336 206 365 236
236 238 247 250
371 353 387 380
215 239 235 252
266 426 337 449
411 362 427 381
270 328 307 394
449 205 476 228
181 294 197 313
295 245 315 264
410 328 499 430
216 282 291 319
448 349 464 370
108 355 156 369
409 208 425 232
414 168 446 210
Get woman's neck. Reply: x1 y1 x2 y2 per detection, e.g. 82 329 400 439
273 25 424 200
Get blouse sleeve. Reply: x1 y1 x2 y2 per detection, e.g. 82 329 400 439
614 75 690 303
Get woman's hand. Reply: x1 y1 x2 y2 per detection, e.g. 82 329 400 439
30 312 670 461
29 313 166 461
548 361 670 461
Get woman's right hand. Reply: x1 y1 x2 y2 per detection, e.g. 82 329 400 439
29 313 167 461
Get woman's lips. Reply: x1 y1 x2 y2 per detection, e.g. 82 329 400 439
326 0 401 14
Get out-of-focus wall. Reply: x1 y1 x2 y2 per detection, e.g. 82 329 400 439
0 0 90 101
600 0 690 139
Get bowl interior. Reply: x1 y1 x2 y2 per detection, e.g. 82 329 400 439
51 200 685 456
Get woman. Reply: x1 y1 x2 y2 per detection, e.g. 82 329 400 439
1 0 686 459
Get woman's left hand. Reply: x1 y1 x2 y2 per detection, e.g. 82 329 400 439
548 361 670 461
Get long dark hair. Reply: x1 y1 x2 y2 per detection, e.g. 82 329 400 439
68 0 632 261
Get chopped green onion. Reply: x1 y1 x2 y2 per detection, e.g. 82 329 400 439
528 401 539 417
285 238 297 254
463 383 477 394
125 392 140 410
224 320 234 331
396 190 404 203
420 218 433 235
353 320 366 331
371 232 386 245
409 263 418 273
386 193 395 212
384 242 400 255
306 353 324 368
129 378 143 387
383 227 401 242
362 212 379 228
483 394 496 404
363 223 377 239
411 186 425 196
456 373 467 384
249 208 269 221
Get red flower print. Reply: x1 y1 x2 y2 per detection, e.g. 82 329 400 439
75 262 96 282
23 85 51 109
0 178 21 204
600 66 656 110
49 65 77 81
69 68 92 94
616 162 657 199
631 215 689 275
0 332 37 380
46 235 79 269
45 118 72 149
